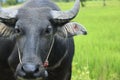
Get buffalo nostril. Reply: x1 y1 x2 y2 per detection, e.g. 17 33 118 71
22 63 39 74
34 70 48 78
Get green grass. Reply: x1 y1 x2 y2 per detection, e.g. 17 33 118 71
57 1 120 80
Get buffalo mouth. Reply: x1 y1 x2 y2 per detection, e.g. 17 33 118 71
17 76 44 80
15 63 48 80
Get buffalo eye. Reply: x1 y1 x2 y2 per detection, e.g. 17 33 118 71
14 25 22 34
15 28 21 33
45 26 52 34
13 27 23 38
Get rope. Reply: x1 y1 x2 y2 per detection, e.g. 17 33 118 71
18 46 22 64
17 28 68 68
17 38 55 67
44 38 55 67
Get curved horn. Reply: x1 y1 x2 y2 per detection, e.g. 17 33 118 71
51 0 80 24
0 7 18 19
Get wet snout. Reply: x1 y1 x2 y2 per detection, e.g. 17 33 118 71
16 63 48 79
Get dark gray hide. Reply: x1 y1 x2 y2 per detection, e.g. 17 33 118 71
0 0 87 80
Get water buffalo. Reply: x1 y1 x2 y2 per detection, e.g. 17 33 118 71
0 0 87 80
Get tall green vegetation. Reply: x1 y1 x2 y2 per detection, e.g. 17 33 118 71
1 0 23 6
6 0 17 5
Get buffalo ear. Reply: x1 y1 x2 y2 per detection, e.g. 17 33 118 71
0 22 16 39
57 22 87 38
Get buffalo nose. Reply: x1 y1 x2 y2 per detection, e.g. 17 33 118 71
20 63 48 79
22 63 39 73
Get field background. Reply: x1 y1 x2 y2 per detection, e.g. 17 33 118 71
1 0 120 80
57 0 120 80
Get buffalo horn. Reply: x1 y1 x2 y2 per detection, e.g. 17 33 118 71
51 0 80 24
0 7 18 20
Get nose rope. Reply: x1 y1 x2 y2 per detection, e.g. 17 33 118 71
17 27 67 67
43 27 68 68
43 38 55 67
17 38 55 67
43 26 68 67
18 46 22 64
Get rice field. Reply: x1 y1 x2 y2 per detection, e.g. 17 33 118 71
57 0 120 80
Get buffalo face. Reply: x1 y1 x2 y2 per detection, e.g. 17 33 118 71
14 8 55 79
